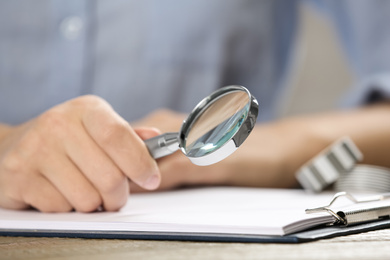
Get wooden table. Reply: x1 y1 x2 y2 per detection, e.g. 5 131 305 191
1 229 390 260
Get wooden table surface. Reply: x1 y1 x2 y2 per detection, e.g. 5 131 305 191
1 229 390 260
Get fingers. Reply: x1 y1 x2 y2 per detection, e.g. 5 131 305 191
130 128 185 192
0 95 165 212
39 151 103 213
63 124 129 211
129 152 212 193
81 99 161 190
0 162 72 212
23 175 73 213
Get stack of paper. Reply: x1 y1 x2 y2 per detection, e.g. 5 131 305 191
0 187 335 237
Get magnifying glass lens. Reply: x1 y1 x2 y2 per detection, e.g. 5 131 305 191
184 91 250 158
144 85 258 165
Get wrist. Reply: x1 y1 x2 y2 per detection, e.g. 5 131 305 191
270 117 335 186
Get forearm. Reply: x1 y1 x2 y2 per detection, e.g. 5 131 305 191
223 101 390 189
291 101 390 168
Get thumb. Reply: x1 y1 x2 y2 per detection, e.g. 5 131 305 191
127 127 162 191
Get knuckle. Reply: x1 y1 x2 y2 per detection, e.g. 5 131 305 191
0 133 41 175
37 109 69 134
99 172 127 194
1 150 25 174
26 193 73 213
74 194 102 213
70 95 109 110
106 193 128 212
0 184 26 209
98 121 129 146
28 114 64 156
37 109 64 128
36 106 81 147
35 111 71 145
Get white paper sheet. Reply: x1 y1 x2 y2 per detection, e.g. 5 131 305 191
0 187 336 236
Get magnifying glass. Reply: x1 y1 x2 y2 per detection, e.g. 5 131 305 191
144 85 259 166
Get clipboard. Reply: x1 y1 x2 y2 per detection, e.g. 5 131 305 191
1 187 390 243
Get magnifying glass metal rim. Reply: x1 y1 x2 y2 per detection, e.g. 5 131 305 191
144 85 259 166
178 85 258 166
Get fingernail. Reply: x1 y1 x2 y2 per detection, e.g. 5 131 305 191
143 173 160 190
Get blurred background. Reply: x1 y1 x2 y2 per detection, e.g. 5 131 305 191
279 2 356 118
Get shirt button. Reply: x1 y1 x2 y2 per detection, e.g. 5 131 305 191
59 16 84 40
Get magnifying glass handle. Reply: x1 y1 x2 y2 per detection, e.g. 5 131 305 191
144 132 180 159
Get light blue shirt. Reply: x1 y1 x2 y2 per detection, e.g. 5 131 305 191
1 0 390 125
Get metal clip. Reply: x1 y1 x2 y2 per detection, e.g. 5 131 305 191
306 192 390 226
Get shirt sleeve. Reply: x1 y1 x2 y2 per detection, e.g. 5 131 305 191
310 0 390 107
346 73 390 106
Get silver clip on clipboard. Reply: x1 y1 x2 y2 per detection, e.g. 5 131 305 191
306 192 390 226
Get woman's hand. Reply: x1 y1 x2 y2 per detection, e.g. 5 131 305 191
0 95 161 212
